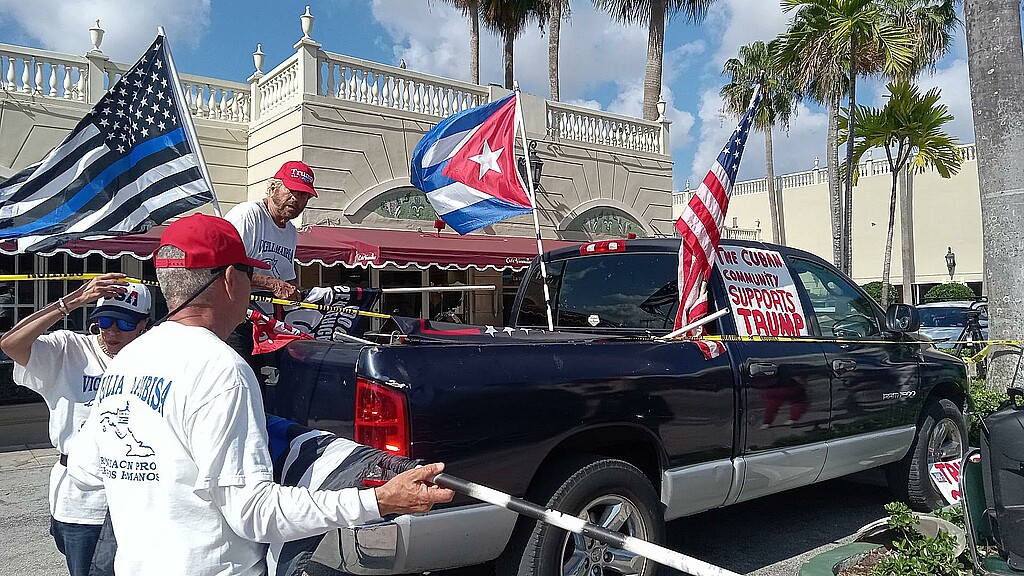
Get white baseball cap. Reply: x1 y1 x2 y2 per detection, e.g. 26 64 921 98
90 282 153 323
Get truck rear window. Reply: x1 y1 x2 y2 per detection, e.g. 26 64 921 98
520 253 679 330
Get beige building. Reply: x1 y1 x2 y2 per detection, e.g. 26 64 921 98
0 12 673 337
674 146 983 304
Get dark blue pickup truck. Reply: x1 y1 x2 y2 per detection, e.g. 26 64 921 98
274 238 969 576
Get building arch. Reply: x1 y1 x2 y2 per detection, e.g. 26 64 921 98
557 200 653 239
343 178 439 221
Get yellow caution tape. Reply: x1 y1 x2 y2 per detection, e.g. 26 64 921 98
0 273 390 320
962 345 991 365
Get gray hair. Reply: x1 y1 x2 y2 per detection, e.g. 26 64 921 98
154 245 219 309
267 178 283 194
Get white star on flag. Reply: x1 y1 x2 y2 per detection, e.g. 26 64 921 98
468 141 503 180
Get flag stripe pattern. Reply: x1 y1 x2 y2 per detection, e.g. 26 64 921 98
411 93 533 234
0 35 213 253
675 84 764 359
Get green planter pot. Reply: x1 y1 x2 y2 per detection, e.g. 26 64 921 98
799 542 883 576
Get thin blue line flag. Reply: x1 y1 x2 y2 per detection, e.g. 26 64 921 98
0 33 214 253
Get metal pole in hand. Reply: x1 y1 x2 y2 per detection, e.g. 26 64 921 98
431 473 741 576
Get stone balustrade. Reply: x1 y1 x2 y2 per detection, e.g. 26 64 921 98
255 54 300 119
0 43 88 101
317 51 489 118
694 143 980 198
546 101 664 155
1 42 249 123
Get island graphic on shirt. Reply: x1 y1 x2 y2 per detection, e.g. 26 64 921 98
99 403 155 457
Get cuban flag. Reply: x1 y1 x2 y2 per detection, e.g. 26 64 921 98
411 94 533 234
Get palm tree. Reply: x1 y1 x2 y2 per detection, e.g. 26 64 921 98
548 0 570 101
721 40 799 245
778 0 954 272
595 0 716 121
483 0 549 90
964 0 1024 392
839 81 963 309
440 0 483 84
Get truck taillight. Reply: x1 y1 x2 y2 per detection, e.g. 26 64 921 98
580 239 627 255
355 378 410 457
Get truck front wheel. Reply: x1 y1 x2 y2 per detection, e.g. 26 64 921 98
887 397 966 511
513 457 665 576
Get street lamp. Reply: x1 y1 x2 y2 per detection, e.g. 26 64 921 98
517 140 544 192
945 247 956 282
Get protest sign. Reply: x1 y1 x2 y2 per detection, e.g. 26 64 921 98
715 246 809 337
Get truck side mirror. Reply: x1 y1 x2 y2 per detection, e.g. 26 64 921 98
885 303 920 333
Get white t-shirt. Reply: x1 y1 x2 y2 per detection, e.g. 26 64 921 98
67 322 380 576
13 331 108 524
224 200 297 282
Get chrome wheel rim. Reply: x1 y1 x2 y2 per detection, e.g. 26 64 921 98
928 417 964 468
558 495 650 576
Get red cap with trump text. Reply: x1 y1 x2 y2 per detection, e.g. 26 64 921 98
274 160 317 197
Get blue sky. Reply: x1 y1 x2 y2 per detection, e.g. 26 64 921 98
0 0 974 190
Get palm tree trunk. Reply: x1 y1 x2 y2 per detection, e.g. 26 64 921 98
964 0 1024 392
899 166 915 303
642 0 666 121
765 128 781 244
548 0 561 101
881 171 899 309
842 72 858 276
503 33 514 89
827 101 842 268
470 0 480 85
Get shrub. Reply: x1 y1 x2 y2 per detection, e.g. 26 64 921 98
968 378 1010 446
869 502 966 576
862 281 899 305
924 283 976 303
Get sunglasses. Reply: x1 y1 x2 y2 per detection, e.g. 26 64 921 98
96 316 140 331
212 264 255 281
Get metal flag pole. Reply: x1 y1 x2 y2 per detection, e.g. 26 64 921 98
663 308 731 340
431 473 741 576
159 27 222 216
513 85 555 331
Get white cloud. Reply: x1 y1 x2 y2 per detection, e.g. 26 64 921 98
372 0 698 153
708 0 790 69
0 0 210 62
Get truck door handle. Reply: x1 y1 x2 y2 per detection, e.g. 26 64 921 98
748 362 778 377
832 359 857 375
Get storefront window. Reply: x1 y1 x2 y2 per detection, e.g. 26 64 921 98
379 270 423 319
428 269 469 323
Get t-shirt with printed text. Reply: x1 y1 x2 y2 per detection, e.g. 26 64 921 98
224 200 297 282
13 331 109 524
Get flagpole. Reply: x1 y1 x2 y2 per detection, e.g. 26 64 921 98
514 86 555 332
159 27 222 216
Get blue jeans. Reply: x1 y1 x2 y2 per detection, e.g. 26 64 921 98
50 516 116 576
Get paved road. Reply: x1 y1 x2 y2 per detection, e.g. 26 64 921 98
1 446 892 575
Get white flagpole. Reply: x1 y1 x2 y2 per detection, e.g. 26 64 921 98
159 27 222 216
514 87 555 332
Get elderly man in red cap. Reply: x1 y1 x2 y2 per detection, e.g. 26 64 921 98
224 160 317 390
68 214 452 576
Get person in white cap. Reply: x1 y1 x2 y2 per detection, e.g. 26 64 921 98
0 273 152 576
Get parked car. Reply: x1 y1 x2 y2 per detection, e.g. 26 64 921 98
273 238 969 576
917 300 988 351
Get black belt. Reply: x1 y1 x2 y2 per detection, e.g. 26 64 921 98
59 454 68 467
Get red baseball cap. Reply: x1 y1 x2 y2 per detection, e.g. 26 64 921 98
274 160 317 197
153 214 271 270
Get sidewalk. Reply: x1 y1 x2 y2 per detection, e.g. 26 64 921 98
0 444 65 575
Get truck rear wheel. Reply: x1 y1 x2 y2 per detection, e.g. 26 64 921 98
508 457 664 576
887 397 966 511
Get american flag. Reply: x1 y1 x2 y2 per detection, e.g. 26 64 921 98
0 34 214 253
675 83 763 359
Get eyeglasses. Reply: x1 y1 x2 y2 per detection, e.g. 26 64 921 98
96 316 140 331
212 264 255 281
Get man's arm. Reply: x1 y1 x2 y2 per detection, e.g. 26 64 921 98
209 463 453 543
0 273 129 366
250 274 301 302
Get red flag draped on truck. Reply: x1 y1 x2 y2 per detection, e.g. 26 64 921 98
675 83 763 359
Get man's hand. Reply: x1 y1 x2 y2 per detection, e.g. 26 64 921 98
373 462 455 516
252 274 302 302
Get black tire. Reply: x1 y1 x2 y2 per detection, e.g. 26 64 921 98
887 398 966 511
502 456 665 576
